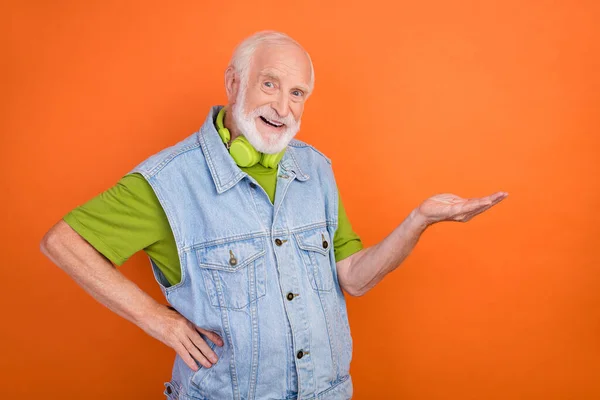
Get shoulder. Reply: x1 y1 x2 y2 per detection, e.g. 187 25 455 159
117 173 159 200
130 133 201 178
288 138 332 166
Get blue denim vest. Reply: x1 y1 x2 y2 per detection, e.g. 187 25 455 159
131 106 353 400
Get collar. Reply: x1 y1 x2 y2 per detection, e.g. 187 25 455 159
198 106 310 194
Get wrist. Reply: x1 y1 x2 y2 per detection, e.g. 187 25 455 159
133 299 165 331
409 208 431 233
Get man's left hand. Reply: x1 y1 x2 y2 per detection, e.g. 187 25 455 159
417 191 508 225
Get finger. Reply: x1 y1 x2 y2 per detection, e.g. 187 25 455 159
486 191 509 204
478 193 508 211
182 336 213 368
462 191 508 214
461 208 489 222
174 342 201 372
461 200 499 221
460 198 491 214
196 327 224 347
189 330 219 364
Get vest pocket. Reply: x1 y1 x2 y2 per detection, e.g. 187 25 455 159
294 228 334 291
189 338 226 397
196 236 266 310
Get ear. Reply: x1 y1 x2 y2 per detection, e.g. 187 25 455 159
225 67 239 104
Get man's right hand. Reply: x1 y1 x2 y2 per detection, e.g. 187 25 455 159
40 220 223 373
144 305 224 371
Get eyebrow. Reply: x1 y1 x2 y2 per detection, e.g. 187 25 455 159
259 70 310 93
260 71 280 82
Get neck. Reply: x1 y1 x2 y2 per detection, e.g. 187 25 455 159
223 105 243 143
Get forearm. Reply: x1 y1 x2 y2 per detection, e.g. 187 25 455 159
339 208 430 296
40 220 161 331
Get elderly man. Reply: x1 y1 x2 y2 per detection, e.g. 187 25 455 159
40 31 507 399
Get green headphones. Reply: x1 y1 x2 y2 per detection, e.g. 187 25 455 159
216 107 285 169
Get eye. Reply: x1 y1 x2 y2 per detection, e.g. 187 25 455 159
263 81 274 88
292 90 304 97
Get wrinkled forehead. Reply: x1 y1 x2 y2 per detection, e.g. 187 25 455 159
249 42 312 90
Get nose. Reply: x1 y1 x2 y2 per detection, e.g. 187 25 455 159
272 94 290 119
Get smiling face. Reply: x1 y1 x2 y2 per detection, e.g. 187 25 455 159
229 41 313 154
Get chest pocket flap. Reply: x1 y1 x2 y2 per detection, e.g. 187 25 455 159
196 237 266 309
296 228 332 255
197 238 265 271
294 228 334 291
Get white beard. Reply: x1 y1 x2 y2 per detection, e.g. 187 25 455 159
231 85 301 154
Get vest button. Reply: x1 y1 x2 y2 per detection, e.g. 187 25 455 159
249 182 257 189
286 292 294 301
322 240 329 249
275 238 283 246
297 350 304 359
166 386 172 394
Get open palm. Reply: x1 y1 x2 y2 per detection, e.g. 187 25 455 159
418 191 508 224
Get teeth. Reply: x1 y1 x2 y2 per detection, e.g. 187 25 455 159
264 117 283 127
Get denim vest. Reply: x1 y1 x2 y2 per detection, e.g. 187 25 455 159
131 106 353 400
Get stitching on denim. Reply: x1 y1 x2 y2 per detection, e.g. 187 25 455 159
248 253 260 399
293 230 334 293
316 374 350 398
287 147 311 179
295 229 332 256
198 126 223 191
198 125 246 193
289 139 332 165
184 232 268 252
166 247 188 295
316 284 338 382
219 170 246 192
247 177 272 232
271 221 336 239
213 293 240 399
148 257 170 293
147 141 201 178
197 249 266 271
150 178 188 295
272 173 295 225
189 335 225 397
291 222 327 233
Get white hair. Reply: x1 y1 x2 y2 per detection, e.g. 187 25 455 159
228 31 315 93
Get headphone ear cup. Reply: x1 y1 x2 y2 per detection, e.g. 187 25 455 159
217 127 231 144
260 151 285 169
230 136 261 167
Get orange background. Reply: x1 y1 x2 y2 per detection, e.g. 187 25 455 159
2 1 599 399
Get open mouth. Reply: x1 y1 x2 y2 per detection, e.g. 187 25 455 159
259 116 285 128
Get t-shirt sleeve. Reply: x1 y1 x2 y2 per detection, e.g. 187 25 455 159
333 190 363 262
62 173 168 266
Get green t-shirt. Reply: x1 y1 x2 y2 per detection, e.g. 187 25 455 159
64 165 362 286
